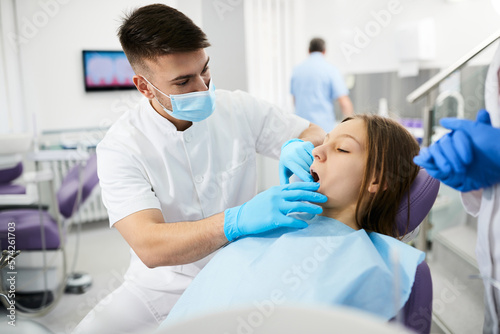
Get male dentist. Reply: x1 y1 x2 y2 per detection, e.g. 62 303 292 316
74 4 325 334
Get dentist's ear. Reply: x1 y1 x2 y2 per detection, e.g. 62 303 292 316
133 75 155 99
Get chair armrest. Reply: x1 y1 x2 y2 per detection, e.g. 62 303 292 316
0 154 22 169
0 193 39 206
0 170 52 205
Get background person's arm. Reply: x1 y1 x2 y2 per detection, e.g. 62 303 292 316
337 95 354 118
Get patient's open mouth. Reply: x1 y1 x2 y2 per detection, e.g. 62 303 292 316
310 168 320 182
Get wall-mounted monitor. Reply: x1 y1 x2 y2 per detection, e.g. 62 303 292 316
82 50 136 92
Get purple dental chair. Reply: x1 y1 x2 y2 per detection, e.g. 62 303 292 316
0 162 26 195
392 168 440 334
0 153 99 311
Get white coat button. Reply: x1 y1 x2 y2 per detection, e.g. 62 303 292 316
195 175 204 183
185 133 192 143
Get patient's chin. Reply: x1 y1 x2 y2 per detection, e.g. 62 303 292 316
316 185 327 197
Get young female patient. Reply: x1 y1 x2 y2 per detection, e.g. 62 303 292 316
160 115 425 328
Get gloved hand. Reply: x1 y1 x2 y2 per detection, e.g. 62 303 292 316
279 139 314 184
414 109 500 191
413 130 472 187
224 182 327 241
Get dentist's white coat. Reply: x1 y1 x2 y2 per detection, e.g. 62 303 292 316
461 42 500 334
74 89 309 334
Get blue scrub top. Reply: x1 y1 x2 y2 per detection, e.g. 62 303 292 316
291 52 349 132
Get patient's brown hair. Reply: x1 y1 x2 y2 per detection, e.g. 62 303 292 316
343 115 420 238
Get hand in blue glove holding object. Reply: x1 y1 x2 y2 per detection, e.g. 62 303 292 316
224 182 327 241
414 130 472 189
414 109 500 192
279 138 315 184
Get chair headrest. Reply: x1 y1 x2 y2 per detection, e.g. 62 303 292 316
0 162 23 184
395 168 440 237
57 153 99 219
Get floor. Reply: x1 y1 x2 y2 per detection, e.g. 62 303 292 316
0 219 130 334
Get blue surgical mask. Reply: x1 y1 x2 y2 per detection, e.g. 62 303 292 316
143 77 216 122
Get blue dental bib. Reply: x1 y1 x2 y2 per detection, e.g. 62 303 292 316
160 215 424 328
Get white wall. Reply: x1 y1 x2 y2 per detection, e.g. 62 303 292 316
0 0 26 134
12 0 250 134
201 0 248 91
13 0 178 133
177 0 203 28
12 0 500 133
300 0 500 74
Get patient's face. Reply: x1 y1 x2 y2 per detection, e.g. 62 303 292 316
310 118 367 215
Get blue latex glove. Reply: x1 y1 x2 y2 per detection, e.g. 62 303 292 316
414 109 500 191
279 139 314 184
224 182 327 241
414 130 472 187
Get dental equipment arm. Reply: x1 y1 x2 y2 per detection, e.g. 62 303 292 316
114 182 326 268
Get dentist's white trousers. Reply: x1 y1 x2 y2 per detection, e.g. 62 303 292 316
73 280 179 334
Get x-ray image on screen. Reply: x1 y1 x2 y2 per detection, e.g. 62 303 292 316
82 50 135 92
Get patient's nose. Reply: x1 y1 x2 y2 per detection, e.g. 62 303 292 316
312 145 325 161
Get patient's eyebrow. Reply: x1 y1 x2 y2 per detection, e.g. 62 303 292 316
338 134 362 147
322 133 330 144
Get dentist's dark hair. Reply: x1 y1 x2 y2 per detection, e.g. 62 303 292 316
118 4 210 75
342 115 420 238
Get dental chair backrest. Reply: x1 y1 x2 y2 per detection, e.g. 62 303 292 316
0 153 99 251
0 161 25 195
393 168 439 334
0 133 32 195
396 168 440 236
57 153 99 218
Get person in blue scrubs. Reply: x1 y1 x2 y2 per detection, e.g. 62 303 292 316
291 38 354 133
